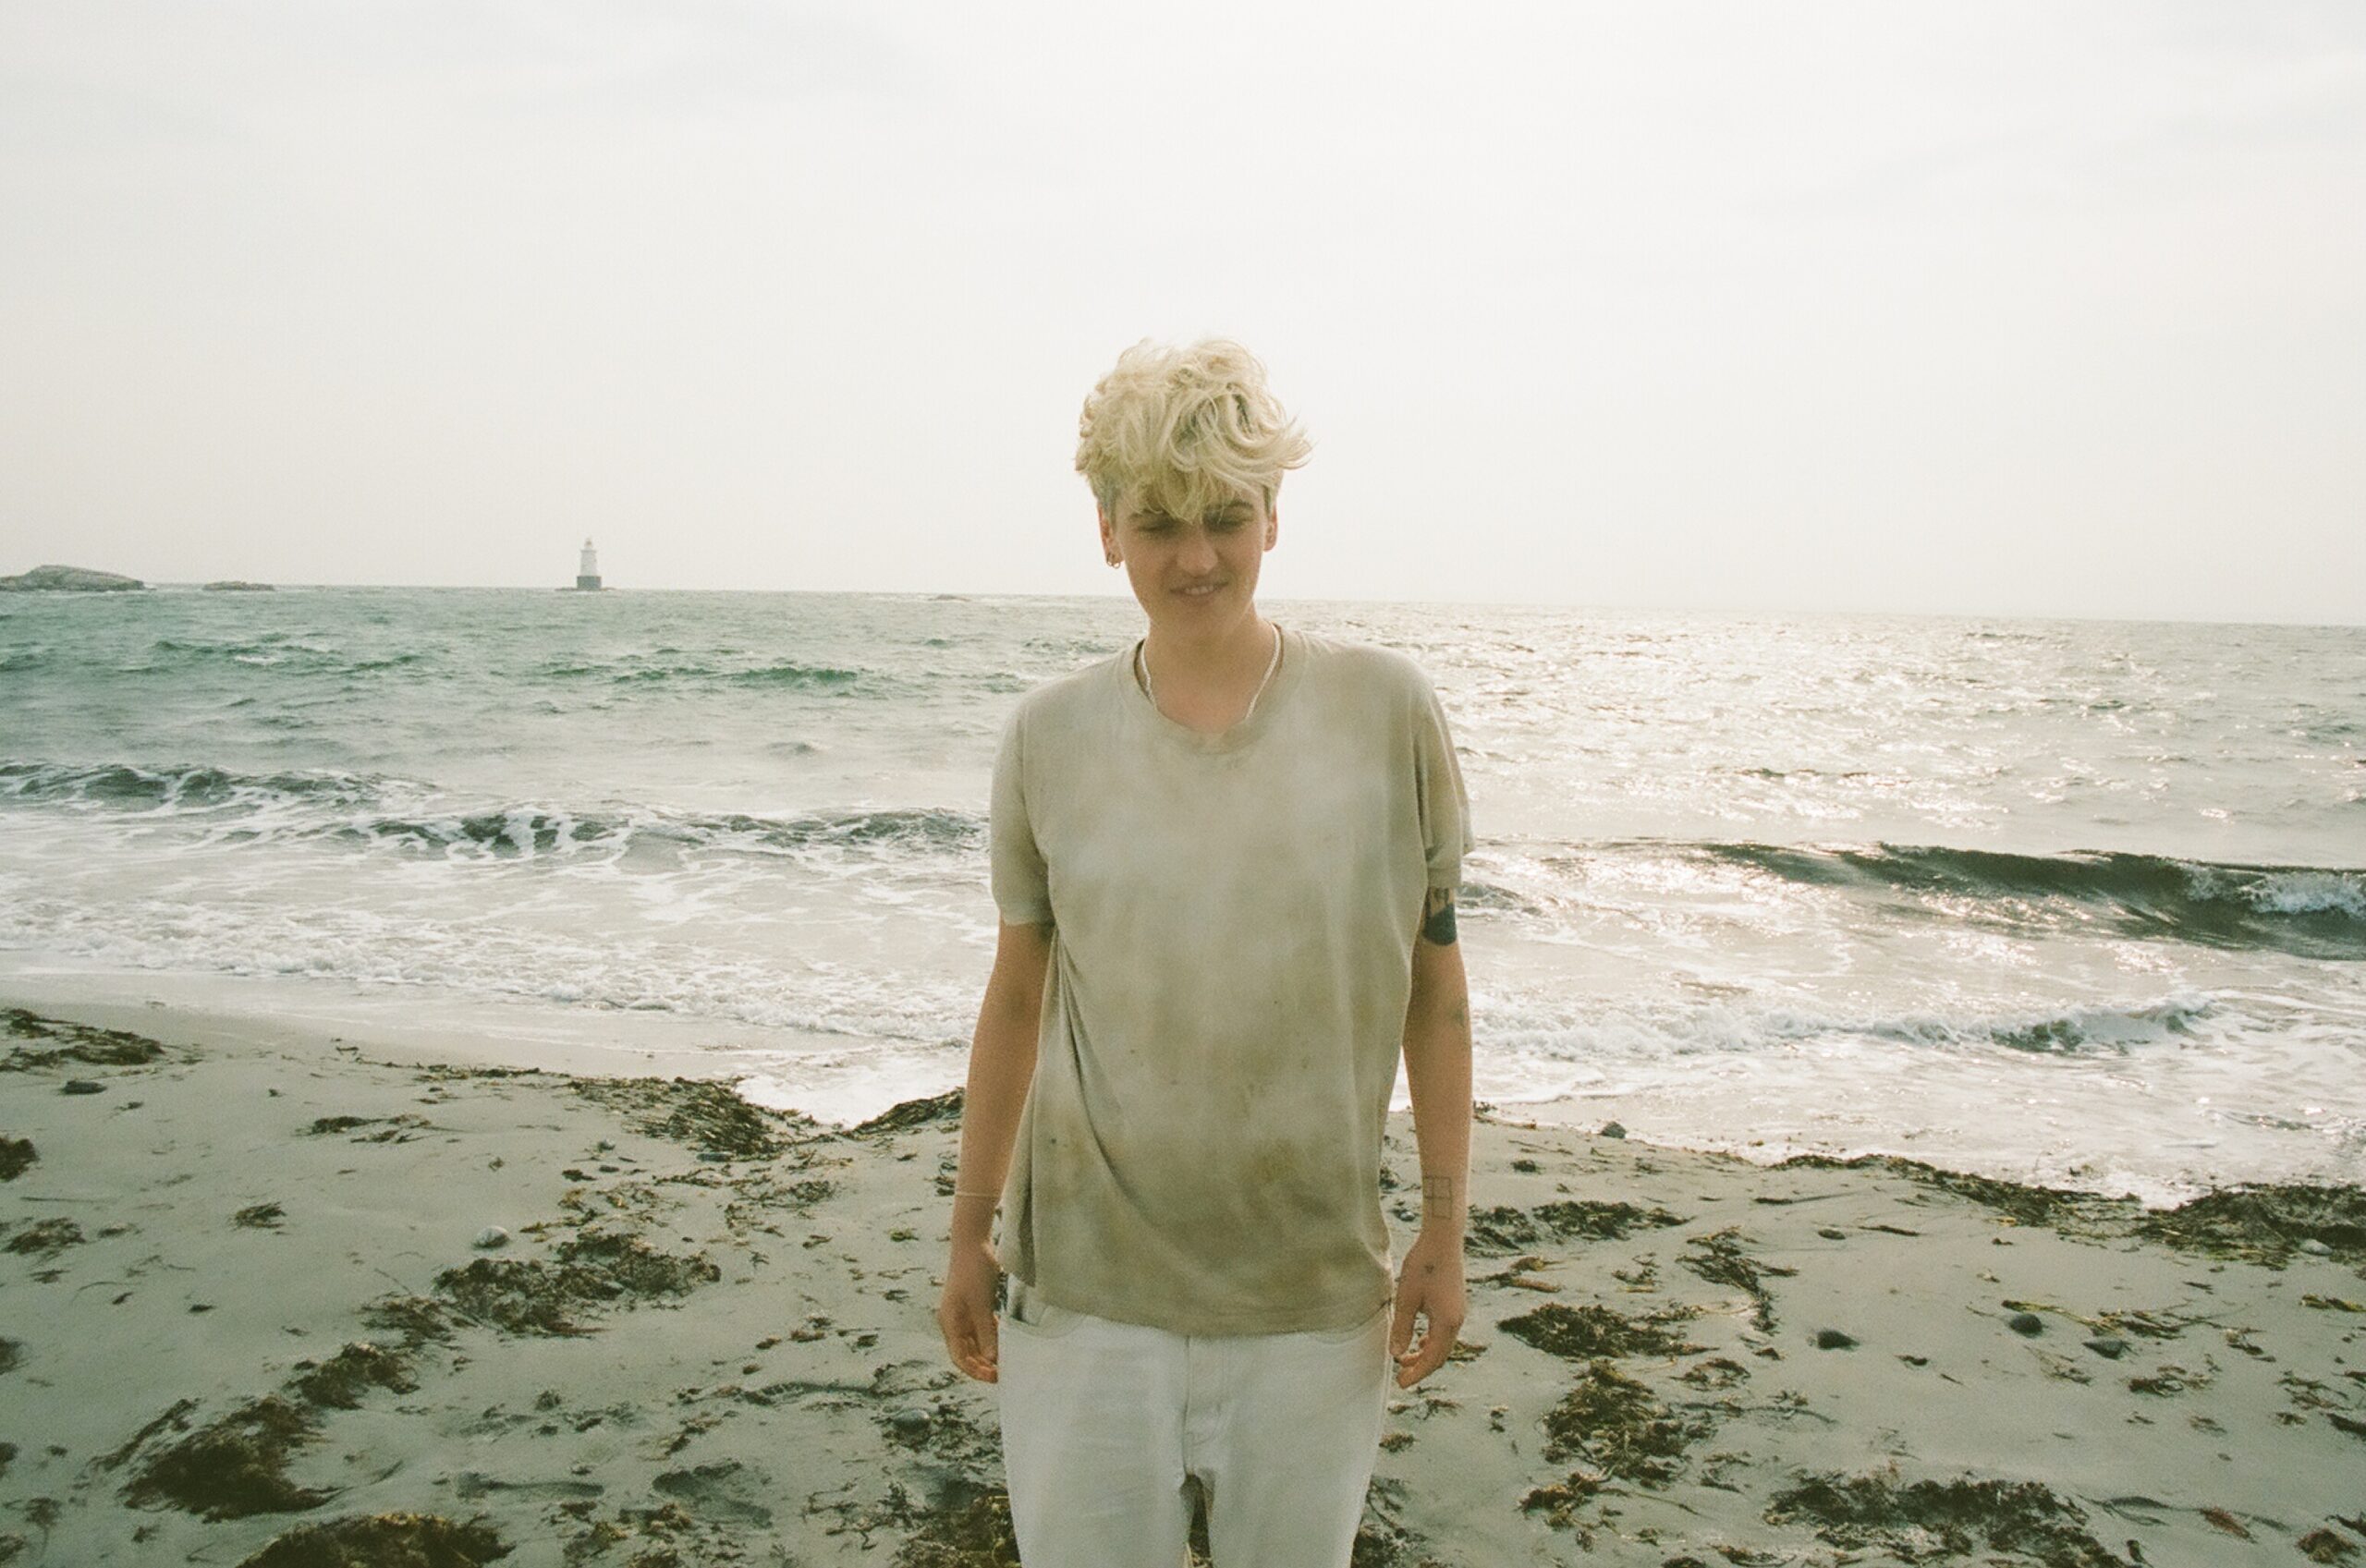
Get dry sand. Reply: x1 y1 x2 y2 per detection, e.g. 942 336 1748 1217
2 996 2362 1567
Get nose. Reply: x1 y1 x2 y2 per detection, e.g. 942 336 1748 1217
1177 526 1218 574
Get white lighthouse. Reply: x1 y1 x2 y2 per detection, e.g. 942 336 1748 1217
575 539 603 591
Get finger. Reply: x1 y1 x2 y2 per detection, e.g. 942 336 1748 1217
1387 1296 1417 1362
1395 1331 1452 1388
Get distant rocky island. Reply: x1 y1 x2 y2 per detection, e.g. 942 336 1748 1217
0 565 145 592
201 580 274 591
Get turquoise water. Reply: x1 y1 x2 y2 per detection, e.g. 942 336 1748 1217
3 586 2360 1198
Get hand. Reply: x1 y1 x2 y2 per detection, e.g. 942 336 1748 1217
1387 1226 1466 1388
936 1241 1003 1382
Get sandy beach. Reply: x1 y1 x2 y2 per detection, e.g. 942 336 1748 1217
3 997 2362 1567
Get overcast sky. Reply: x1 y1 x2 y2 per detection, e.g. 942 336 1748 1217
3 3 2361 622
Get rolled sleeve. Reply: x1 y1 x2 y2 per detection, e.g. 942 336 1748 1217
989 704 1053 926
1412 672 1473 892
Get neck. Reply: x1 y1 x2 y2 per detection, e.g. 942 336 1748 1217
1142 611 1274 683
1137 614 1283 732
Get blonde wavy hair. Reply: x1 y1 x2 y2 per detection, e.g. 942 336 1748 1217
1074 337 1312 523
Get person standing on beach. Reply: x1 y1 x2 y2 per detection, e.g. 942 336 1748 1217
934 337 1475 1567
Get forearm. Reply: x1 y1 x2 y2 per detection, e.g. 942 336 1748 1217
949 968 1043 1251
1401 940 1472 1240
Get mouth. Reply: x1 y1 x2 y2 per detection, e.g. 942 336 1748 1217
1174 582 1225 599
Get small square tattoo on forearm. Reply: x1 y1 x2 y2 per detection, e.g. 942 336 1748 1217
1422 1175 1457 1220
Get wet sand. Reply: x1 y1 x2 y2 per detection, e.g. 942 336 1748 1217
2 998 2362 1566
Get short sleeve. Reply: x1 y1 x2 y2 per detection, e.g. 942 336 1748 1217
989 704 1053 926
1412 671 1474 890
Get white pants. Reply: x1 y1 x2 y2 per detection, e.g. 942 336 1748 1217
995 1276 1394 1568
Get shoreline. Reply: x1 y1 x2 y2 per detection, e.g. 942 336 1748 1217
3 995 2363 1565
3 973 2346 1212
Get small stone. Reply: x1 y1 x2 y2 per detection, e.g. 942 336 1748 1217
2299 1238 2332 1257
1599 1122 1628 1139
1814 1329 1857 1350
61 1080 104 1096
1817 1227 1848 1240
889 1407 931 1437
473 1226 511 1250
2007 1312 2043 1336
2085 1336 2129 1359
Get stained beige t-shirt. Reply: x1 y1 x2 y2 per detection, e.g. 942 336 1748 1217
989 624 1473 1335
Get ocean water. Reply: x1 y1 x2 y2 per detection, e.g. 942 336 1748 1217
3 586 2360 1202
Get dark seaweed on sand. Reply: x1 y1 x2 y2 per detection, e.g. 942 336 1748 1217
1464 1197 1687 1256
569 1076 814 1161
123 1395 330 1521
2136 1183 2366 1267
1778 1151 2366 1269
432 1230 720 1335
1499 1301 1704 1360
857 1087 966 1136
237 1512 510 1567
1531 1198 1689 1241
887 1477 1021 1567
1765 1471 2124 1568
1462 1205 1545 1256
1678 1227 1796 1332
4 1217 84 1258
1541 1360 1713 1484
0 1136 34 1180
1 1008 168 1069
291 1343 418 1409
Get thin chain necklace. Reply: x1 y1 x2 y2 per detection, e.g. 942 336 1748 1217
1137 624 1284 723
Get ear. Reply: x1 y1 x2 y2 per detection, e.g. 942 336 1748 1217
1263 505 1280 553
1097 507 1120 565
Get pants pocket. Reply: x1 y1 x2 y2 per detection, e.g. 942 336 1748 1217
1000 1276 1086 1339
1299 1300 1392 1344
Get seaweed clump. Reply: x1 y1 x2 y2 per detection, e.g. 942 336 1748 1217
1462 1205 1543 1257
4 1218 85 1258
1541 1360 1712 1485
2135 1183 2366 1268
889 1478 1022 1567
571 1076 811 1161
238 1511 510 1566
2 1008 169 1069
124 1395 330 1520
1777 1152 2126 1233
1460 1193 1689 1255
291 1343 417 1409
1678 1227 1796 1331
0 1136 34 1181
1765 1470 2122 1568
1531 1198 1689 1241
1500 1301 1703 1360
433 1230 720 1335
857 1088 966 1136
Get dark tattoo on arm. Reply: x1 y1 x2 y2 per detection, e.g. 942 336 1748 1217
1420 886 1458 946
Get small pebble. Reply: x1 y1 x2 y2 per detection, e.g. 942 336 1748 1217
61 1080 104 1096
2299 1238 2332 1257
1814 1329 1858 1350
1817 1227 1848 1241
2085 1336 2129 1359
473 1227 511 1250
1599 1121 1628 1140
889 1407 931 1437
2007 1312 2043 1336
